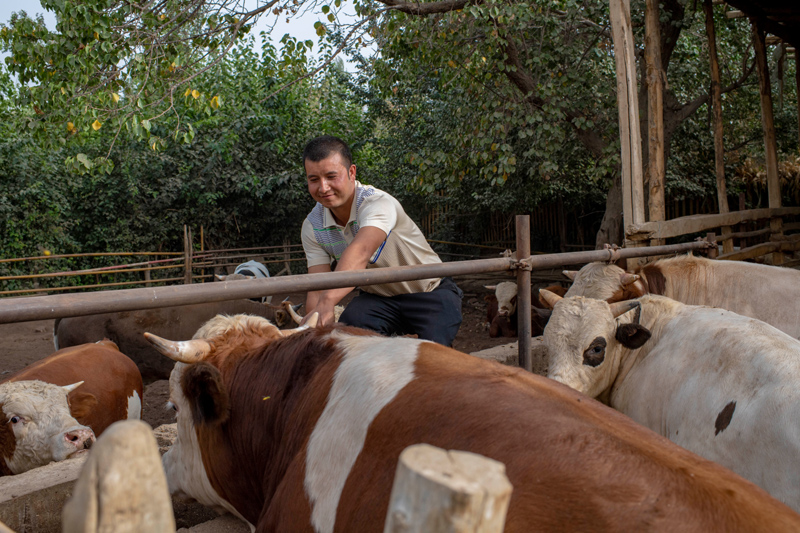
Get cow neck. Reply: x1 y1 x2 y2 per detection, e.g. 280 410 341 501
199 330 343 520
608 298 664 401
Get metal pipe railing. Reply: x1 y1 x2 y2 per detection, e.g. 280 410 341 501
0 239 712 324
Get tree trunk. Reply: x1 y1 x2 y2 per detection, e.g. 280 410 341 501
596 170 625 248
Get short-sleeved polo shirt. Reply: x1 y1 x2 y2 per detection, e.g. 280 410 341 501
302 181 442 297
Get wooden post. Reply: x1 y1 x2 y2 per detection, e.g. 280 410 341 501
753 19 784 264
645 0 665 247
516 215 532 373
383 444 512 533
183 225 193 285
557 197 567 253
610 0 646 268
704 0 734 254
796 53 800 149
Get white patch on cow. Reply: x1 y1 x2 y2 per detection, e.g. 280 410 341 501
304 332 420 533
162 363 254 529
127 390 142 420
1 380 95 474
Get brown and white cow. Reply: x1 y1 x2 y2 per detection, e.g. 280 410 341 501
3 340 143 437
144 314 800 532
0 380 95 475
483 282 565 337
561 254 800 338
541 290 800 511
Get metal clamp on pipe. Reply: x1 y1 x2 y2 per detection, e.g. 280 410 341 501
511 258 533 271
602 243 622 263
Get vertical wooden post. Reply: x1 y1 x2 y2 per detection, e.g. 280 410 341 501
516 215 532 373
704 0 733 254
383 444 512 533
796 53 800 149
183 225 193 285
557 197 567 253
645 0 665 246
609 0 645 233
753 19 784 264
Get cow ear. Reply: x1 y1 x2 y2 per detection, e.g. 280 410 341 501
69 391 99 422
181 363 230 427
615 323 651 349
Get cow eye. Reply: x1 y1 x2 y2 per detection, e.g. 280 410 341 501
9 416 20 424
166 401 178 413
583 337 607 367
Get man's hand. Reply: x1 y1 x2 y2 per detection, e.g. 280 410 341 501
307 300 337 327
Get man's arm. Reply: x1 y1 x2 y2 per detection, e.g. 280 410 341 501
304 226 387 326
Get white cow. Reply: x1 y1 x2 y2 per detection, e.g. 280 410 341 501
540 290 800 512
561 254 800 338
0 380 95 475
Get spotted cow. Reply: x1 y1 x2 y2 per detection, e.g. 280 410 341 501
541 290 800 512
3 340 143 436
144 313 800 531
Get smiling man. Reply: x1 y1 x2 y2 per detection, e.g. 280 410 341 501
300 135 463 346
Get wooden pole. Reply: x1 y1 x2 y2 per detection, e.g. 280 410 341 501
704 0 734 254
645 0 665 246
383 444 512 533
796 53 800 150
610 0 646 266
183 225 193 284
516 215 532 372
753 19 784 264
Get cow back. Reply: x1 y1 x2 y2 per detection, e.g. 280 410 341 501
55 300 278 381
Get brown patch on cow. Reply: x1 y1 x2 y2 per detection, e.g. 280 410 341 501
0 405 16 476
582 337 607 367
182 363 230 427
715 401 736 436
639 264 666 295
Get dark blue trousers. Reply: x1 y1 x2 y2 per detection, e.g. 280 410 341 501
338 277 463 346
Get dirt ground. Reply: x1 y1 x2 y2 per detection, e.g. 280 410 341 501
0 271 565 430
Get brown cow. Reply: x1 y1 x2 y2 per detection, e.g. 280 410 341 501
145 314 800 532
3 340 143 436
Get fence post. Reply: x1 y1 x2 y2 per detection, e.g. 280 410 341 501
383 444 512 533
516 215 532 372
183 225 192 285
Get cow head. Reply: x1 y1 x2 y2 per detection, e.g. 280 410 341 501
143 313 317 516
484 282 518 317
562 263 641 304
0 380 95 475
540 290 651 399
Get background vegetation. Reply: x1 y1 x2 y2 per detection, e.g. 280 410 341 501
0 0 798 288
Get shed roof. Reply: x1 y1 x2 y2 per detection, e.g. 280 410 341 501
723 0 800 49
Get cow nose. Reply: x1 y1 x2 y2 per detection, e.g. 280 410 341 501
65 428 96 449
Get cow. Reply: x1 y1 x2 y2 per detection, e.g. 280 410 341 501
142 313 800 531
483 282 566 337
3 340 143 437
54 299 284 381
215 260 273 304
561 254 800 338
540 289 800 512
1 380 95 475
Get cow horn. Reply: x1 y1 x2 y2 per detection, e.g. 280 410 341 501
609 300 638 318
539 289 563 308
282 300 305 325
144 332 212 364
483 284 497 291
281 312 319 336
620 273 640 286
62 381 84 394
562 270 579 281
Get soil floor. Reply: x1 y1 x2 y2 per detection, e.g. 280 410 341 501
0 271 565 430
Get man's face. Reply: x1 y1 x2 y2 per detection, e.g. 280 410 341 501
305 152 357 212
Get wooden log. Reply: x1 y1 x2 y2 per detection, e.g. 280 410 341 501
725 10 744 18
62 420 174 533
704 0 733 253
610 0 645 231
383 444 512 533
645 0 665 244
753 19 784 264
183 225 193 285
626 207 800 241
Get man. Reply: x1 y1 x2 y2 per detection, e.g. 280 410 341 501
300 135 463 346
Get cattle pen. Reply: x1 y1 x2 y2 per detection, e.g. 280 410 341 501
0 216 715 372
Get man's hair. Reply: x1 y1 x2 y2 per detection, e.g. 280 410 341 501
303 135 353 167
